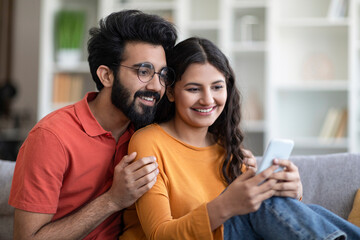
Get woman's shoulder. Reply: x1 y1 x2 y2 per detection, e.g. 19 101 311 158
128 124 169 157
132 123 160 136
130 123 165 143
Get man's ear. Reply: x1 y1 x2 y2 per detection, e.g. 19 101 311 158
96 65 114 88
166 87 175 102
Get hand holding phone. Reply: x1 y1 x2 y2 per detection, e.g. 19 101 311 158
256 139 294 175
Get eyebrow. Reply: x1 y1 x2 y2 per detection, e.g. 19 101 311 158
184 80 225 87
133 62 167 70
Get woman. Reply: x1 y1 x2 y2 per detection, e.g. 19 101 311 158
124 37 360 239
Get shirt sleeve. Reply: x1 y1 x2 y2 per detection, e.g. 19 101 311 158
129 129 220 240
9 127 68 214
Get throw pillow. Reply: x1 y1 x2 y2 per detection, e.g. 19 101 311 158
348 189 360 227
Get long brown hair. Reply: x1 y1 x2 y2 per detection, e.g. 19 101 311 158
155 37 245 184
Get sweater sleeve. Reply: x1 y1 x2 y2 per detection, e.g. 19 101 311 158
129 126 221 240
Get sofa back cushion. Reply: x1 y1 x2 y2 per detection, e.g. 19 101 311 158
290 153 360 219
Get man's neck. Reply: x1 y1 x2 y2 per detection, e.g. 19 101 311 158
89 90 130 141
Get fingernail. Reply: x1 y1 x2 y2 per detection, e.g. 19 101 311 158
273 158 279 164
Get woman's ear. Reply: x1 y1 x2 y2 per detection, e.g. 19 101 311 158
96 65 114 88
166 87 175 102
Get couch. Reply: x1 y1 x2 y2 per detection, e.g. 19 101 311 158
1 153 359 239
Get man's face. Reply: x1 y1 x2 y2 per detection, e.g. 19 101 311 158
111 42 167 128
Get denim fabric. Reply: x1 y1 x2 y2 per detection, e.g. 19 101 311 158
224 197 360 240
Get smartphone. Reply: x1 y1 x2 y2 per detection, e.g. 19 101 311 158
256 139 294 175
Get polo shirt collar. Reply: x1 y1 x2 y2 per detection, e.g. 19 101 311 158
75 92 135 138
75 92 110 137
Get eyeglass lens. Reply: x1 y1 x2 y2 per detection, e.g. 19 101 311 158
137 63 175 87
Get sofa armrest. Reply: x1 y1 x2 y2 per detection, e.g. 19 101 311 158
0 159 16 240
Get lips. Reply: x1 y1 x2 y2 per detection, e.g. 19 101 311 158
140 96 156 102
192 106 216 113
135 91 160 105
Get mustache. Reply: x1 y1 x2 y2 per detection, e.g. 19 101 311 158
134 91 161 103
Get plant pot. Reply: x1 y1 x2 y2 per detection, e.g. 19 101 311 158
56 49 82 68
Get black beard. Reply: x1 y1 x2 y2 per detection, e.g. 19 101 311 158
111 76 160 129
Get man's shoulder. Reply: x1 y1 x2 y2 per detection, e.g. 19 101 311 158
33 105 79 134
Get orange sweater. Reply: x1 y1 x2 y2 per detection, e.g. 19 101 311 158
120 124 227 240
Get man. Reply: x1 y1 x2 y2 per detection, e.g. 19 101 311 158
8 10 177 239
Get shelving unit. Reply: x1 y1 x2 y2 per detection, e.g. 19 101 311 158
38 0 99 119
38 0 360 155
268 0 359 155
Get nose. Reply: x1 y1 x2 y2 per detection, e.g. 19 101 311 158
145 73 163 93
199 88 214 105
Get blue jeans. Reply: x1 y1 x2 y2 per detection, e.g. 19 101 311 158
224 197 360 240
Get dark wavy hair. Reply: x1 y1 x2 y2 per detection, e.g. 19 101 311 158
155 37 245 184
87 10 177 90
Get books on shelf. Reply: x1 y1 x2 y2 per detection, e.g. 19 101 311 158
327 0 348 19
52 73 84 103
319 108 347 139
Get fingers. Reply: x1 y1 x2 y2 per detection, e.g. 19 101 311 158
118 152 137 168
235 165 278 194
123 155 159 188
270 159 300 182
127 155 157 172
251 164 280 186
273 159 297 172
135 170 159 193
272 181 298 192
243 149 257 169
273 190 299 199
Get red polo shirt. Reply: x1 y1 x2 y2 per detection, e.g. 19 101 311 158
9 92 134 239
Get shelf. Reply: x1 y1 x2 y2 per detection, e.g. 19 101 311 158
53 61 90 73
293 137 348 149
115 1 176 11
186 20 220 30
232 41 267 52
231 0 267 8
278 18 349 27
274 80 348 91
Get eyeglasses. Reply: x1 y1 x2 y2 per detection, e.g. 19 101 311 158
120 63 175 87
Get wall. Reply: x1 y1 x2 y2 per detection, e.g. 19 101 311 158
11 0 41 132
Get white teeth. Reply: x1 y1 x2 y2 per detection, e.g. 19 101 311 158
141 96 154 102
194 108 213 113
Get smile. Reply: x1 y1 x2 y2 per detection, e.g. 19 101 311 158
192 107 215 113
140 96 156 102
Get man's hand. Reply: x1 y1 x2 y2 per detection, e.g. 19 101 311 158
107 152 159 210
13 152 159 240
268 159 303 200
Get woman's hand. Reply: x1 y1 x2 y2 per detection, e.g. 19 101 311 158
242 149 257 171
207 165 278 230
269 159 303 200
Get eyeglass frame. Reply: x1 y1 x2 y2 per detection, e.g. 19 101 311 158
119 62 175 87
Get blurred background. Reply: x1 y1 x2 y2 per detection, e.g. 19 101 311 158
0 0 359 160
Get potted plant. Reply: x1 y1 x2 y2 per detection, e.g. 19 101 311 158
55 10 86 67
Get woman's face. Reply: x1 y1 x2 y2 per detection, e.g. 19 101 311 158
168 62 227 129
